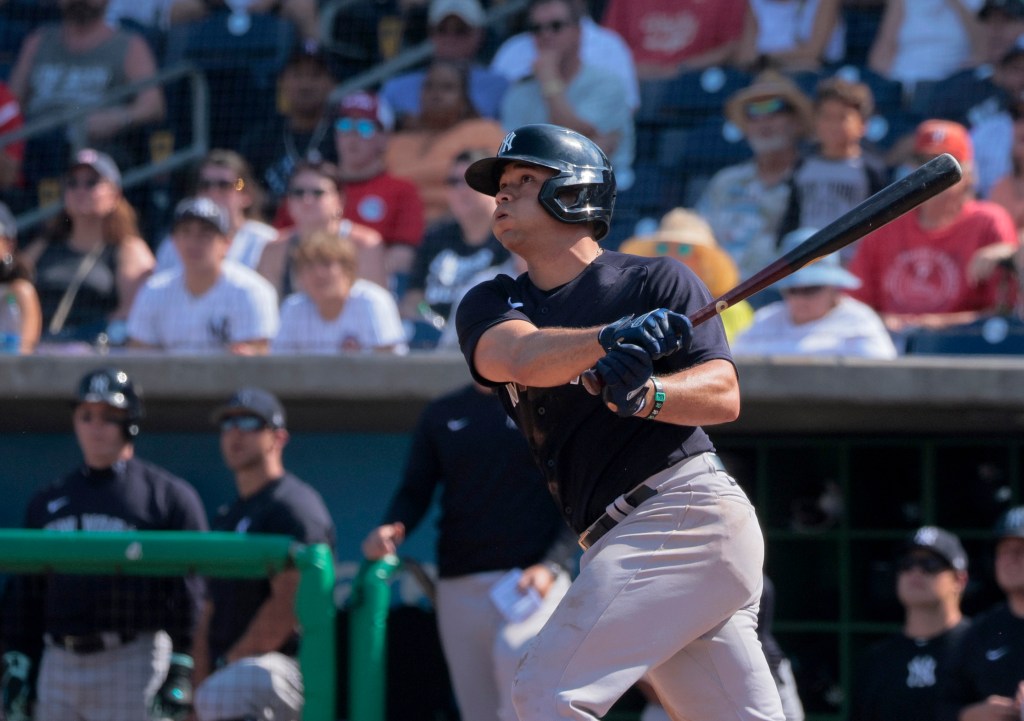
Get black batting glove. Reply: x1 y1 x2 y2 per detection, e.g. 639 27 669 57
1 651 31 721
596 343 653 417
598 309 693 359
149 653 194 721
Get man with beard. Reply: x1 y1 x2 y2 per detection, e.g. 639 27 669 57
7 0 165 184
696 71 812 298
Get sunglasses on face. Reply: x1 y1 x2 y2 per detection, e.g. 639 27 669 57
745 97 792 119
782 285 827 297
527 19 571 35
897 555 951 574
65 176 103 190
219 415 268 432
444 176 467 187
335 118 378 138
289 186 329 199
199 177 243 192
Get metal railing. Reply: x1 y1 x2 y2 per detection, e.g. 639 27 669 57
0 62 210 233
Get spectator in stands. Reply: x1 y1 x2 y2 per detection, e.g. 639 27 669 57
193 387 335 721
969 40 1024 198
0 366 208 721
732 227 898 358
271 229 406 354
400 149 509 344
8 0 165 178
938 506 1024 721
697 71 812 286
600 0 751 80
386 59 506 227
0 80 25 196
0 201 42 353
974 0 1024 66
381 0 509 127
850 120 1019 333
239 41 339 225
987 103 1024 227
736 0 845 72
868 0 982 93
127 197 279 353
500 0 634 193
156 149 279 272
362 380 575 721
105 0 173 31
256 160 387 299
619 208 754 342
334 91 426 298
23 148 154 347
169 0 319 41
852 527 972 721
793 77 888 262
491 0 639 111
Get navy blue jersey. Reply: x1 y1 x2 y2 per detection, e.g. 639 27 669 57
382 384 576 578
1 458 208 653
206 473 335 661
456 250 734 534
853 619 972 721
938 604 1024 721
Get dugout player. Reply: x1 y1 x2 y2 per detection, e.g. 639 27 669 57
455 123 784 721
192 387 335 721
362 381 577 721
939 507 1024 721
851 526 971 721
0 367 208 721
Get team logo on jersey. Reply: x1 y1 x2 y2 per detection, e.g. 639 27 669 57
499 131 516 155
235 517 252 533
508 297 524 309
46 497 70 514
985 646 1010 661
446 417 469 432
906 655 937 688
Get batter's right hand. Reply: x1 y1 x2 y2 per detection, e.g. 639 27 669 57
596 343 653 417
1 651 32 721
598 309 692 359
362 523 406 560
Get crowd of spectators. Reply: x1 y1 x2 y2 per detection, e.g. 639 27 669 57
1 0 1024 358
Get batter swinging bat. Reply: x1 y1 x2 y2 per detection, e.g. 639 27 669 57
583 152 963 394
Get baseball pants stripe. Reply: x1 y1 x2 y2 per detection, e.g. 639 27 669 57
511 453 786 721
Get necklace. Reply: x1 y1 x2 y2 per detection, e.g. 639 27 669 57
283 116 329 165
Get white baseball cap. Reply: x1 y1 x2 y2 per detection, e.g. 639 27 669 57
429 0 486 27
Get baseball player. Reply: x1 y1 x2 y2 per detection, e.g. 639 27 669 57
939 507 1024 721
852 526 972 721
0 367 208 721
362 381 577 721
454 123 784 721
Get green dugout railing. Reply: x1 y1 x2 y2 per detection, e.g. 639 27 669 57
348 556 401 721
0 530 335 721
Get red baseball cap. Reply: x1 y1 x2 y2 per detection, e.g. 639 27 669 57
913 120 973 164
333 91 394 131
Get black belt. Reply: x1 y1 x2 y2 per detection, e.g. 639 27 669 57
45 631 137 654
578 453 727 551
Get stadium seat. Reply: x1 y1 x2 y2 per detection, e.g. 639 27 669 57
164 12 297 152
638 67 753 128
903 316 1024 355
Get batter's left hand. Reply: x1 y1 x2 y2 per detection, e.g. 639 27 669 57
596 343 653 417
598 309 692 359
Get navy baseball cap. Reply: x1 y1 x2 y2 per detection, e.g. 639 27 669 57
904 526 968 571
173 197 230 235
995 506 1024 539
211 387 286 429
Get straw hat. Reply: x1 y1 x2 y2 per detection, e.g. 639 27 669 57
620 209 740 297
724 70 814 137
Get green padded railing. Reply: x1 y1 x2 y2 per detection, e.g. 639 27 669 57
348 556 401 721
0 530 336 721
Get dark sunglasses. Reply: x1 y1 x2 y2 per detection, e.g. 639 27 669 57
335 118 377 138
65 176 103 190
782 285 827 297
897 555 951 574
444 176 466 187
289 186 329 199
528 19 571 35
219 415 268 432
199 178 243 192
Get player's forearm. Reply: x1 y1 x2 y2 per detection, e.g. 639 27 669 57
225 571 299 661
643 359 740 427
475 322 604 388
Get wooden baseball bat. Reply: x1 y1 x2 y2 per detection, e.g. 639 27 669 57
583 153 963 393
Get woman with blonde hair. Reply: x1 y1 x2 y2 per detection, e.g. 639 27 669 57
24 149 154 346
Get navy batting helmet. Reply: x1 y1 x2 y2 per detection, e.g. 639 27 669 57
76 367 144 437
464 124 616 240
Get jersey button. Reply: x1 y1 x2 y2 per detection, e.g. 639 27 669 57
546 459 555 468
537 407 546 415
540 307 549 314
564 506 572 515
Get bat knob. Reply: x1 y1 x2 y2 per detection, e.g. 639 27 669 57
581 368 604 395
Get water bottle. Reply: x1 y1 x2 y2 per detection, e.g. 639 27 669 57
0 292 20 354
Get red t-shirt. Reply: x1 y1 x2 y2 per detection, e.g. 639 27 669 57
849 199 1018 314
342 172 425 249
602 0 748 70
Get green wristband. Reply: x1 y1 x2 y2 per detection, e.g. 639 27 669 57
646 377 666 420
